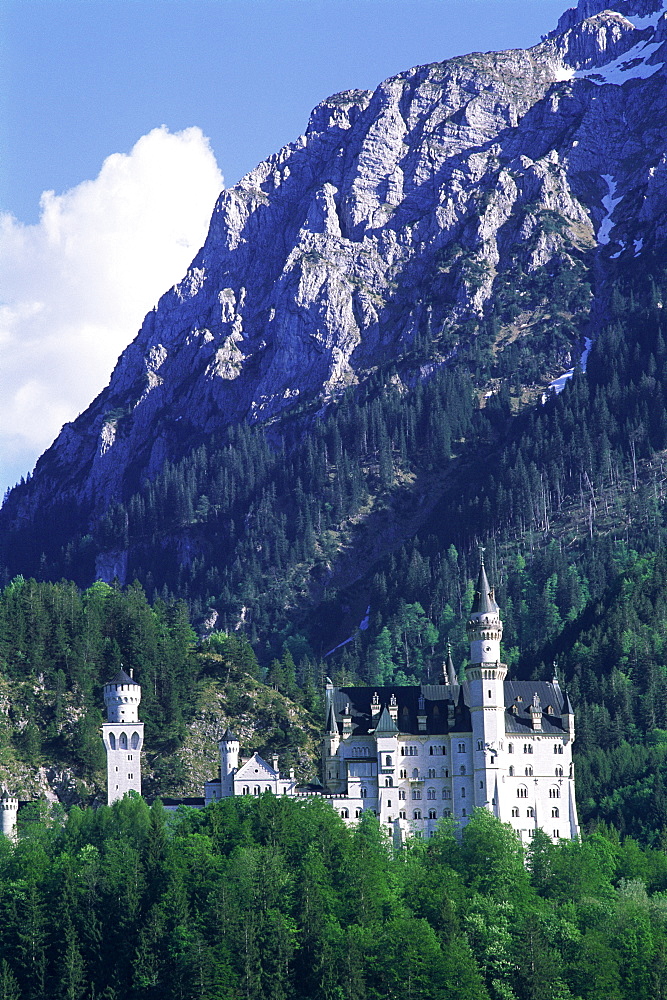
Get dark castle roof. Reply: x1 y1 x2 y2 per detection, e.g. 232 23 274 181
329 680 570 737
105 669 139 687
471 559 498 615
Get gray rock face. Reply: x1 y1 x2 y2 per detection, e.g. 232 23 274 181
6 0 667 525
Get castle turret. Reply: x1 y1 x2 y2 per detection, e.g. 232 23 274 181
0 791 18 840
219 728 240 796
102 669 144 805
466 555 507 810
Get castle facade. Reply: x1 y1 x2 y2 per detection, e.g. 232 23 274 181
203 560 580 844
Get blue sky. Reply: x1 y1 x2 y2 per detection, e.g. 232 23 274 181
0 0 570 497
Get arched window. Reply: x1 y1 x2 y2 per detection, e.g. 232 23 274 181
412 789 422 800
555 767 563 777
131 732 140 750
413 810 422 820
460 765 466 775
412 768 419 779
242 786 249 795
458 742 466 753
428 809 437 819
360 787 367 798
428 768 436 778
442 789 451 800
398 790 406 800
119 733 128 750
427 787 436 800
109 734 116 750
508 743 514 754
461 808 467 817
384 777 393 787
511 807 519 817
549 787 560 799
385 755 392 766
400 769 407 779
253 785 260 796
517 786 528 799
443 808 451 818
461 787 466 798
552 807 559 818
525 766 533 776
399 810 407 820
341 809 349 819
509 766 514 776
527 807 534 817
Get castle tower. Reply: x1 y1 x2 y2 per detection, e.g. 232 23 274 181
219 728 240 796
102 668 144 805
466 555 507 809
0 791 18 839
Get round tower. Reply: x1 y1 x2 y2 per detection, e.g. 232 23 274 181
466 555 507 810
467 554 503 666
219 728 239 796
0 790 19 840
102 668 144 805
104 668 141 723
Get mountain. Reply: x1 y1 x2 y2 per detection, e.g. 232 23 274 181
3 0 667 642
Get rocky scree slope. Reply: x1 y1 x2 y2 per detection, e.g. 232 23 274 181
4 0 667 560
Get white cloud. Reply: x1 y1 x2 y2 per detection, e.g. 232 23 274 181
0 126 224 497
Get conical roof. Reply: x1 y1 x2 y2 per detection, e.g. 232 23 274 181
220 727 239 742
561 691 574 715
374 705 399 734
471 558 498 615
105 668 139 687
445 646 457 686
325 703 339 734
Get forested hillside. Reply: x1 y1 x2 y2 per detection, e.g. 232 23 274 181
1 797 667 1000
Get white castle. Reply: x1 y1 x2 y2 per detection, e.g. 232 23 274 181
202 559 580 844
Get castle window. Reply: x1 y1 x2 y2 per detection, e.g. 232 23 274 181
443 809 451 818
508 743 514 754
385 755 392 766
413 810 422 820
555 767 563 777
385 777 393 787
341 809 349 819
509 766 514 776
109 734 116 750
387 800 392 808
461 788 466 798
119 733 128 750
360 787 367 798
552 807 559 818
398 790 406 800
400 769 407 779
517 786 528 798
115 767 119 772
428 809 437 819
461 809 467 817
399 810 406 820
477 740 483 750
524 744 532 754
356 809 362 818
553 830 560 839
128 773 133 780
460 765 466 776
443 768 449 778
428 768 436 778
253 786 260 796
528 829 536 838
442 789 451 800
525 766 533 777
412 789 421 800
131 732 140 750
549 787 560 799
458 742 466 753
412 768 419 779
512 807 519 817
479 781 484 789
242 786 249 795
527 807 534 817
427 788 436 800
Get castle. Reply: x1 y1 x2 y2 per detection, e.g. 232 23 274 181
103 559 580 843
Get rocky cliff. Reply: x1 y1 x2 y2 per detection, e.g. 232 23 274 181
3 0 667 579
